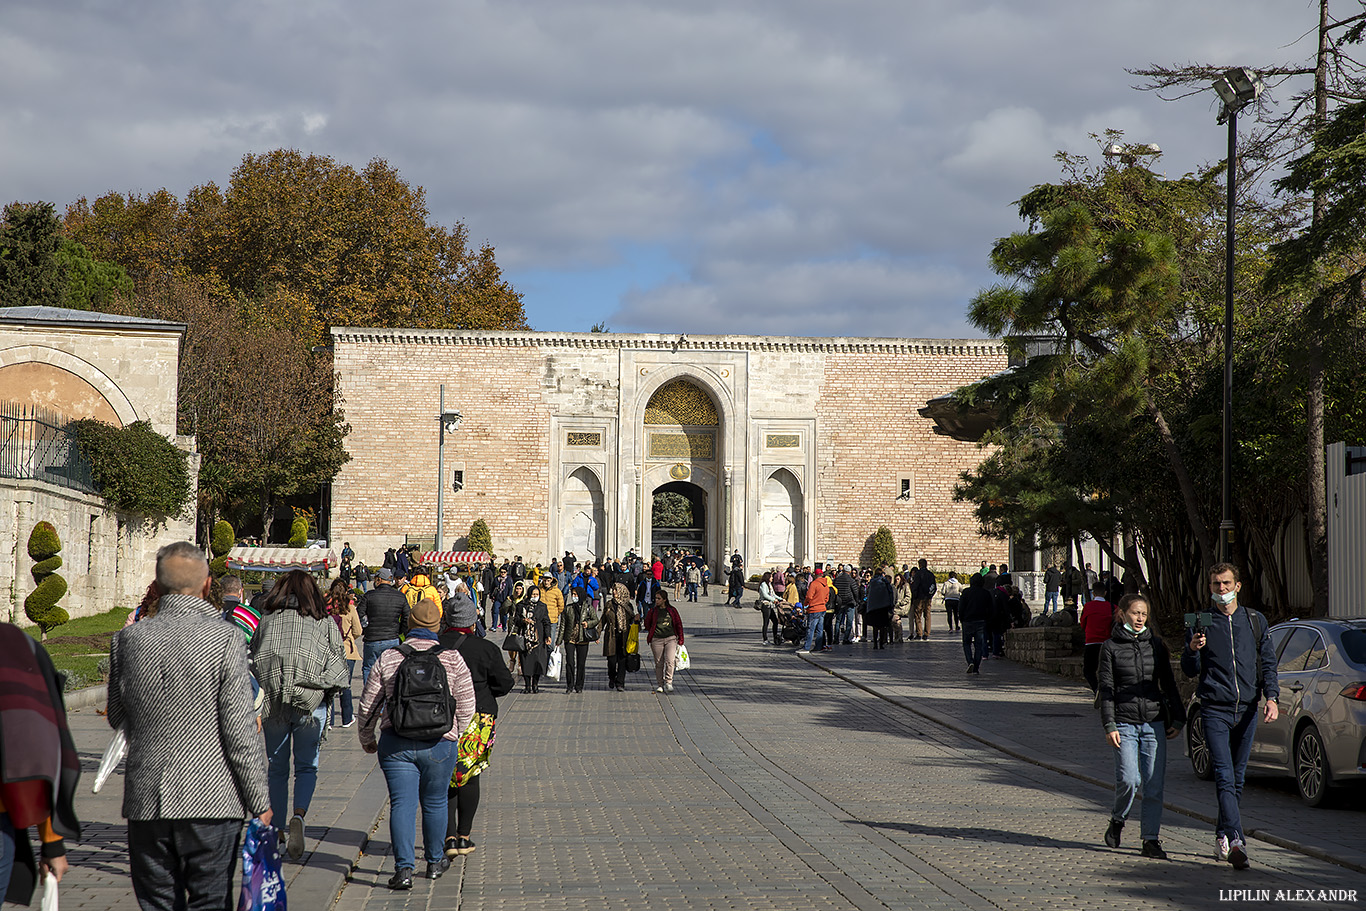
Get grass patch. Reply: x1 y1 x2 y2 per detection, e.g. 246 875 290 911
27 607 132 690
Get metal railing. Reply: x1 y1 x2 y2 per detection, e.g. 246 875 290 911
0 401 98 495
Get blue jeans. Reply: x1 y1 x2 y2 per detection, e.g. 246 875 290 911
262 704 327 820
331 659 356 726
835 607 854 643
962 620 986 669
1112 721 1167 840
686 582 698 601
1045 591 1059 614
803 611 826 651
362 638 400 691
0 812 15 902
490 599 504 629
378 731 458 870
1201 702 1259 838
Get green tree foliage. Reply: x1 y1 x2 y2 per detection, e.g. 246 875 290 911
55 239 133 311
870 526 897 567
467 518 493 557
652 492 694 527
69 419 193 518
0 202 66 308
66 151 527 343
25 521 68 637
288 516 309 548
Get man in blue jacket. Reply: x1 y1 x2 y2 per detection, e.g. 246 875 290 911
1182 562 1279 870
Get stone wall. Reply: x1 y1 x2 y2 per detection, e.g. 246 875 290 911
331 330 1010 570
2 477 194 626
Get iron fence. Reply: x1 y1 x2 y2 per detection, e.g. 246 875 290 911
0 401 98 495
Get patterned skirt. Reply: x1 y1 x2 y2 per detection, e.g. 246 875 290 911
452 712 497 788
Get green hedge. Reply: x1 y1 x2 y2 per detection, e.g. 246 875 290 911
28 521 61 559
468 518 493 557
32 555 63 575
288 516 308 548
26 522 68 636
70 419 192 517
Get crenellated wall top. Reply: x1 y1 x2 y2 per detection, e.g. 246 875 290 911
330 327 1005 357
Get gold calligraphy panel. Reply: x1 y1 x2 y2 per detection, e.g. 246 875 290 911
766 433 800 449
648 431 715 461
566 432 602 447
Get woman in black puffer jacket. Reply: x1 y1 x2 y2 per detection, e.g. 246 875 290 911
1098 594 1184 860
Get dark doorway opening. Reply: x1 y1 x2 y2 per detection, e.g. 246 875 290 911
652 481 706 555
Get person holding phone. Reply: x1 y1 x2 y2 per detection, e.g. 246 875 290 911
1182 563 1279 870
1098 594 1183 859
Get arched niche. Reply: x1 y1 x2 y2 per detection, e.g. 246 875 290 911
0 345 138 426
562 466 605 563
761 468 803 565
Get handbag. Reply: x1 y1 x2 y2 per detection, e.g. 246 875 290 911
237 818 286 911
502 633 527 653
581 606 600 642
625 653 641 673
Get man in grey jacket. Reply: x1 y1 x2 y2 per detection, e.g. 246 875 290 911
108 541 271 910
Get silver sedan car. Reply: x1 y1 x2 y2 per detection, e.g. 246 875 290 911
1186 618 1366 806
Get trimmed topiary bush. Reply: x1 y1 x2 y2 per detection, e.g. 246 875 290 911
288 516 309 548
467 518 493 557
871 526 897 568
210 518 234 577
25 521 69 638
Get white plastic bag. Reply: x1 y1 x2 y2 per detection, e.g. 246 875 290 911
93 727 127 793
41 871 58 911
676 644 691 671
546 646 563 680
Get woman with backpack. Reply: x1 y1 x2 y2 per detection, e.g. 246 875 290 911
1098 593 1183 860
250 571 350 860
556 585 600 694
358 599 476 888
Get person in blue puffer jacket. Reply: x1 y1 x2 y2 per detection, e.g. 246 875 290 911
1181 562 1279 871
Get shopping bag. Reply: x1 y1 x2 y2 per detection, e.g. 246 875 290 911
93 727 127 793
625 623 640 655
676 644 691 671
547 646 564 680
41 872 57 911
237 819 287 911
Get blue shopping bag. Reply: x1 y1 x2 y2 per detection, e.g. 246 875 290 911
238 819 287 911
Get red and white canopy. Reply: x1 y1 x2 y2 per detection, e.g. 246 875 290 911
225 546 338 573
418 551 491 566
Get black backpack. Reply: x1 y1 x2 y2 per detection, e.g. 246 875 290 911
388 643 456 741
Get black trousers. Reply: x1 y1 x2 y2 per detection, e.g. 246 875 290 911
1084 642 1103 692
945 599 959 629
564 642 589 690
128 818 242 911
761 604 784 641
447 774 481 839
606 652 627 686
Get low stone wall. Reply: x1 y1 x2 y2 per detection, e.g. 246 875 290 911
1004 626 1077 671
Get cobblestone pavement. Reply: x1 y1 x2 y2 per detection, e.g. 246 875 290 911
54 592 1363 911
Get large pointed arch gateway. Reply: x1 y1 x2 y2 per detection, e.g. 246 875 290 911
637 374 727 562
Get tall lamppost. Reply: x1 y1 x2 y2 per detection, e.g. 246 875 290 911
1211 67 1263 564
435 383 462 550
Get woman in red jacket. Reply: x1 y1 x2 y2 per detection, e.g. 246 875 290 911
644 589 685 694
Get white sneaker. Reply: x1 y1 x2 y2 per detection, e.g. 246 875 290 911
287 814 305 860
654 686 665 693
1215 834 1230 862
795 650 811 654
1228 836 1249 869
852 637 862 643
665 685 674 693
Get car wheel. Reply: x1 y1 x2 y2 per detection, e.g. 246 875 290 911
1295 725 1332 807
1188 710 1214 780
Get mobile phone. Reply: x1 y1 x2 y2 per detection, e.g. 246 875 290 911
1184 612 1213 632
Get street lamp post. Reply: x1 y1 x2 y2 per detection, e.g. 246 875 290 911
1211 67 1263 565
435 384 462 551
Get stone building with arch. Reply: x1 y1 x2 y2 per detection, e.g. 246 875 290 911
330 328 1010 573
1 306 196 623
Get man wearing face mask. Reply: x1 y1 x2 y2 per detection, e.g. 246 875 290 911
1181 562 1278 870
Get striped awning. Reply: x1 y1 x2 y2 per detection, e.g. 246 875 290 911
225 546 338 572
418 551 490 566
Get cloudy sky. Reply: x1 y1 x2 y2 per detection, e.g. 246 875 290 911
0 0 1323 338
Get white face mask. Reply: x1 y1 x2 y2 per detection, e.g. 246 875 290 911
1212 590 1236 605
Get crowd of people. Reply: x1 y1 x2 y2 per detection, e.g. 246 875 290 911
0 538 1285 909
